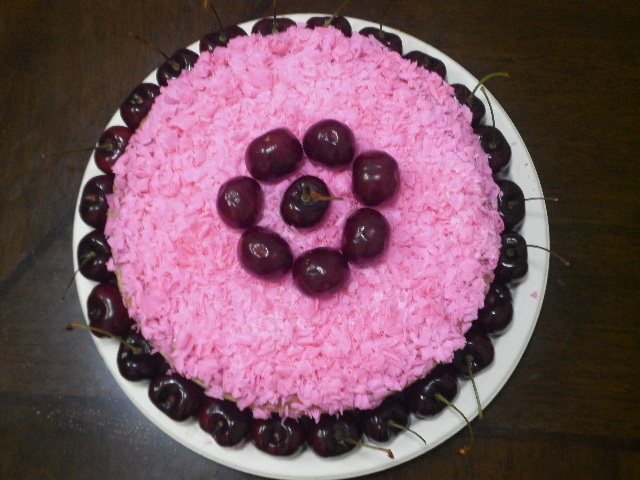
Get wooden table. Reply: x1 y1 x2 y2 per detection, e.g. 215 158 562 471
1 1 638 478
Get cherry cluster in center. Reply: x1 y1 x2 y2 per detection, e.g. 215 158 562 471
216 119 400 296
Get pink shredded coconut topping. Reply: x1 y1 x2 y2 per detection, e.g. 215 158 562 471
105 25 503 419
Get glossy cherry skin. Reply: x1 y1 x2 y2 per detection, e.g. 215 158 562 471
238 226 293 278
477 125 511 173
494 231 528 282
77 230 116 283
352 150 400 206
87 283 133 337
306 413 362 457
280 176 332 228
451 84 485 128
119 83 160 130
303 119 356 169
496 179 525 231
477 282 513 335
362 397 409 443
342 208 390 265
117 330 164 381
199 25 247 53
94 126 132 175
405 364 458 417
453 328 495 377
198 397 253 447
293 248 349 296
359 26 402 54
251 17 297 36
252 416 305 456
156 49 199 87
245 128 303 182
404 50 446 79
306 16 352 36
216 176 264 229
148 374 204 421
79 175 113 230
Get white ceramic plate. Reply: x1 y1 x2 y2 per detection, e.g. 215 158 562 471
73 14 549 480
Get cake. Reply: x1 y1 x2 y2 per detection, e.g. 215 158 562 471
102 21 503 424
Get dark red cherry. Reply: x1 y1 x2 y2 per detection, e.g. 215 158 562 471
362 397 409 443
252 416 305 456
245 128 303 182
148 374 204 421
342 208 390 265
477 282 513 335
495 231 528 282
198 397 253 447
119 83 161 130
199 25 247 53
453 329 495 377
94 126 133 175
280 176 333 228
306 16 352 36
477 125 511 173
293 248 349 296
79 174 113 230
117 330 164 381
405 364 458 417
306 413 362 457
359 26 402 54
251 17 297 36
404 50 446 79
87 283 133 337
238 226 293 278
303 119 355 169
352 150 400 206
77 230 115 283
156 48 199 87
216 176 264 229
451 84 485 128
496 179 525 231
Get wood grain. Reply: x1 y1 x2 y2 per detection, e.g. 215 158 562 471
0 1 638 479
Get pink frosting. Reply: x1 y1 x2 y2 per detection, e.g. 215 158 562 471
105 25 503 419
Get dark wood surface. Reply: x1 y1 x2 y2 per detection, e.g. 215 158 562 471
1 1 638 478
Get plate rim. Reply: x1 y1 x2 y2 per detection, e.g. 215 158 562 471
72 13 549 480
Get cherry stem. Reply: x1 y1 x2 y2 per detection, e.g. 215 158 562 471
41 141 115 160
272 0 278 34
300 187 342 204
62 251 96 300
311 190 343 202
128 32 171 61
204 1 224 31
469 71 509 100
43 147 92 159
325 0 351 26
466 354 484 420
525 197 559 202
388 420 426 445
479 87 495 130
435 393 474 455
66 322 142 355
479 87 499 149
341 436 394 459
527 244 571 266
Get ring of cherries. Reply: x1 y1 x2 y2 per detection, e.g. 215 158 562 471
217 119 400 296
73 12 538 459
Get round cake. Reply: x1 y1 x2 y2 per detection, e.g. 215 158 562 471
104 24 502 420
